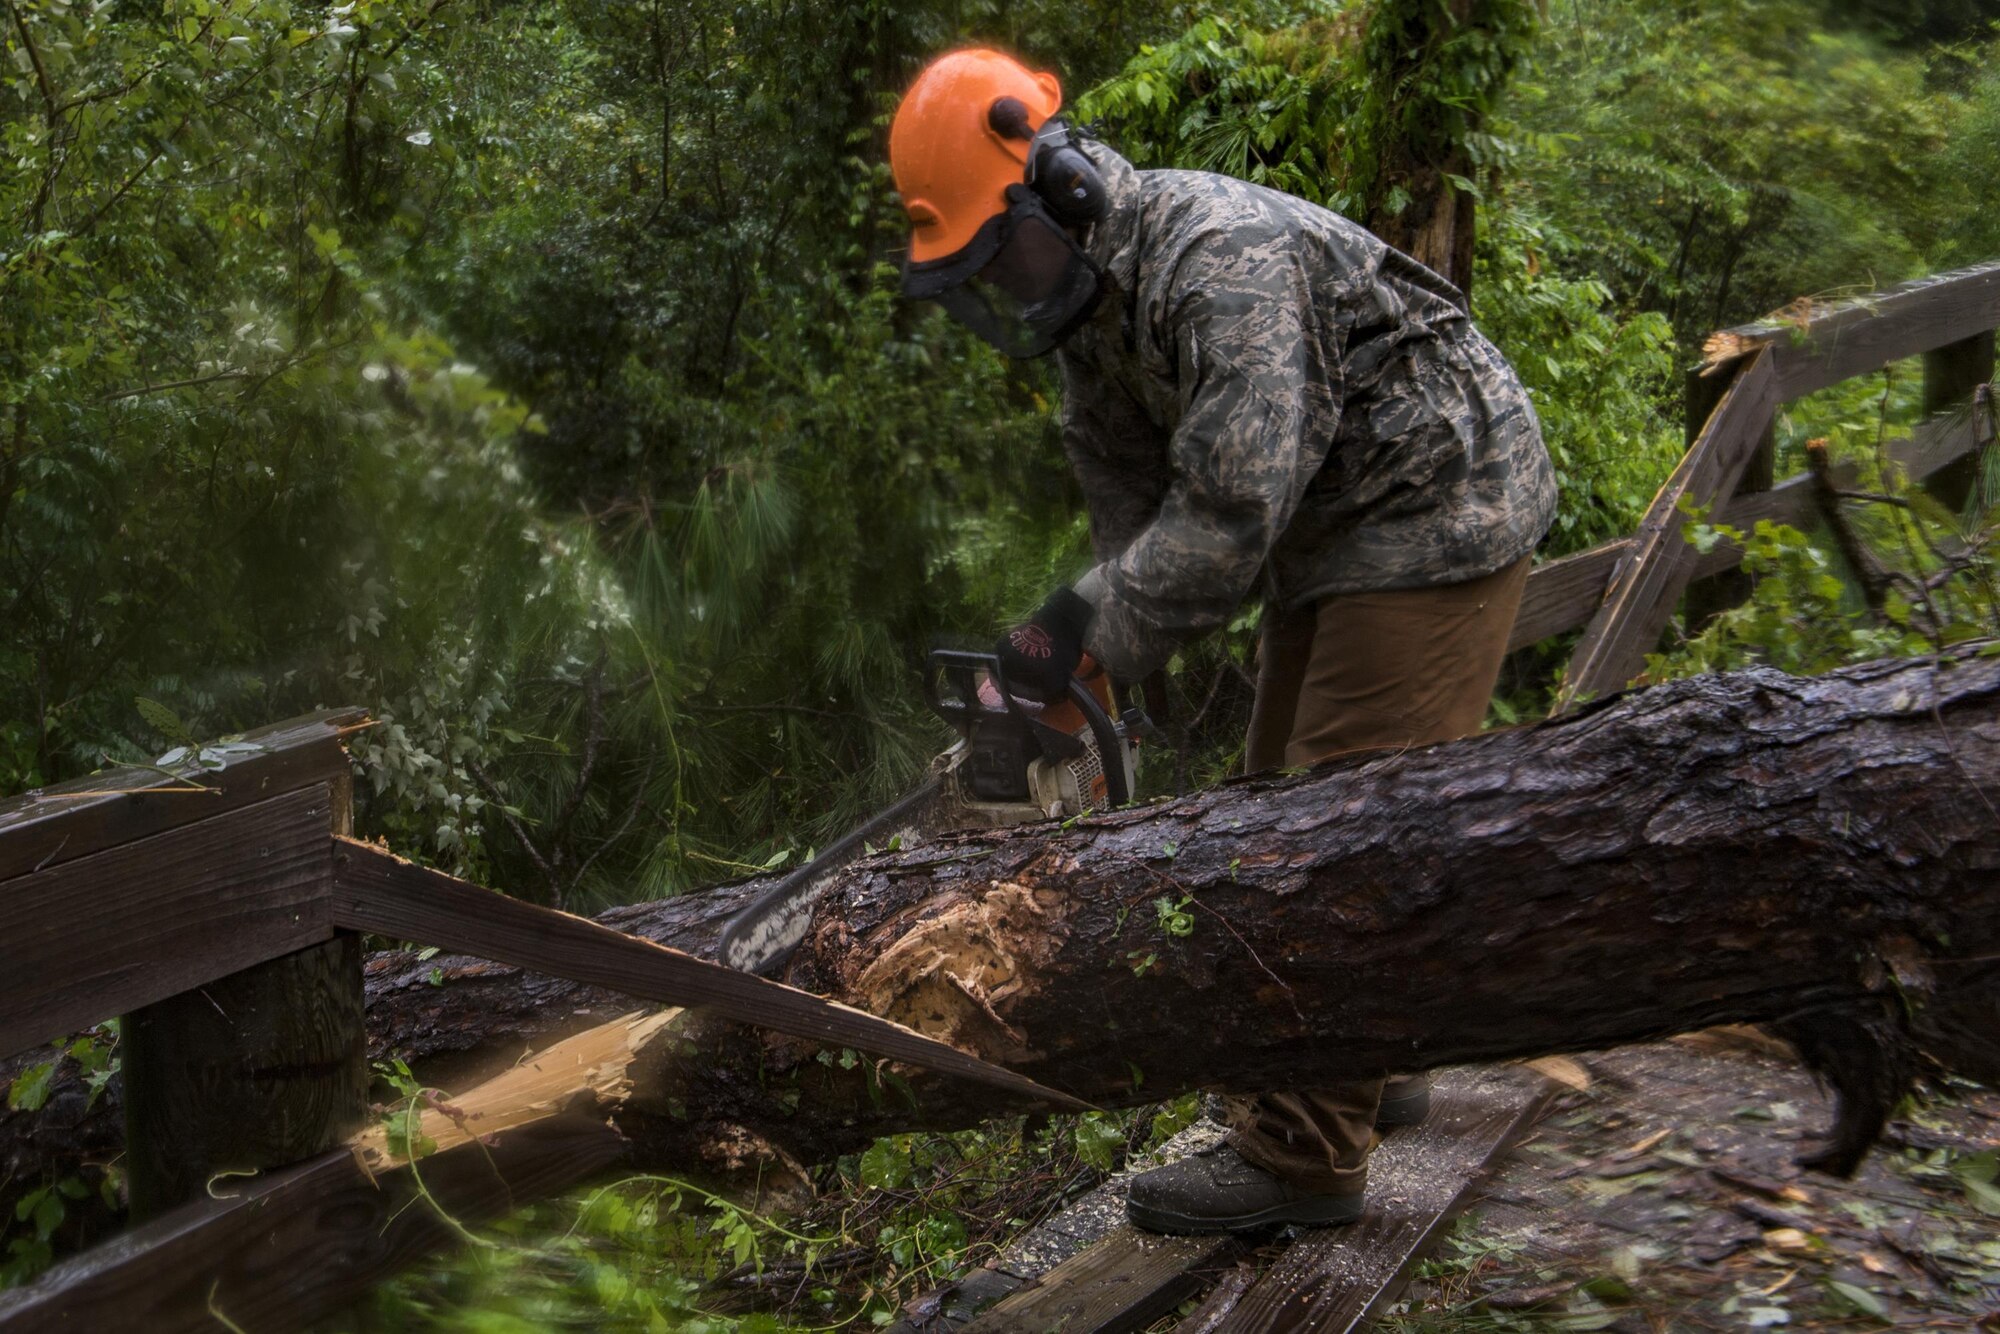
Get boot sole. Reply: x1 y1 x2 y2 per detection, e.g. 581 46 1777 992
1126 1192 1365 1236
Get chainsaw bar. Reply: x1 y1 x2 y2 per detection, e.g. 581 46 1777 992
718 776 944 975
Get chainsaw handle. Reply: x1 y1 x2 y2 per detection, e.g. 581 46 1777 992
1061 671 1131 809
923 648 1130 810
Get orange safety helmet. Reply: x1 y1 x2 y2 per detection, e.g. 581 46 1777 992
890 49 1064 264
890 49 1109 358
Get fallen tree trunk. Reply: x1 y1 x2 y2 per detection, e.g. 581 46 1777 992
364 651 2000 1179
9 653 2000 1199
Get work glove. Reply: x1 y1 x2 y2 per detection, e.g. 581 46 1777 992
993 586 1093 703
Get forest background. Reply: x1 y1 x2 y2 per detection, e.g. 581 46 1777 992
5 0 2000 1325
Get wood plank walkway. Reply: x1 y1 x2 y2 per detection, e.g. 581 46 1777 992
891 1065 1558 1334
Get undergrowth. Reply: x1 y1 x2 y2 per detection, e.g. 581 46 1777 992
334 1096 1201 1332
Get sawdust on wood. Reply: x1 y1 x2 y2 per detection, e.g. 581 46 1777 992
853 882 1071 1063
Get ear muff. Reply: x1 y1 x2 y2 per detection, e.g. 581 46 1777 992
1030 125 1108 226
987 99 1108 229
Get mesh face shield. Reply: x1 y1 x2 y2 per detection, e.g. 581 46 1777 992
902 186 1103 359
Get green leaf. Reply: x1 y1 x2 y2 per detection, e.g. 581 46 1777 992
858 1138 910 1190
7 1061 56 1113
1073 1112 1124 1173
136 696 195 749
1825 1280 1889 1321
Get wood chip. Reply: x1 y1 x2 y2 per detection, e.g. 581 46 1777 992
1523 1055 1593 1090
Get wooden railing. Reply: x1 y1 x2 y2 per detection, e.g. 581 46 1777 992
1505 260 2000 708
0 714 1062 1331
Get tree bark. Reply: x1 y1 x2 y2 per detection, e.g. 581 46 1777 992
8 653 2000 1204
367 651 2000 1179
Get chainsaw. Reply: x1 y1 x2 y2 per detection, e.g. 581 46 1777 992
717 648 1145 975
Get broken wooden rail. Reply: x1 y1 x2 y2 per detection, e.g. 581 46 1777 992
1506 259 2000 707
0 714 1076 1332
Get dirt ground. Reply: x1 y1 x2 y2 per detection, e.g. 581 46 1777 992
1378 1037 2000 1332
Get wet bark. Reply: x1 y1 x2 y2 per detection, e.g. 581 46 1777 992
9 654 2000 1199
370 652 2000 1179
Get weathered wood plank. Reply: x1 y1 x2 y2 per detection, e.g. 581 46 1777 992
1507 542 1625 653
1170 1263 1259 1334
1920 330 1996 511
1720 261 2000 402
1554 349 1780 709
0 707 365 880
1509 405 1987 652
0 1110 624 1333
329 837 1087 1108
1209 1067 1556 1334
123 935 369 1220
0 787 337 1060
1683 363 1777 628
961 1228 1240 1334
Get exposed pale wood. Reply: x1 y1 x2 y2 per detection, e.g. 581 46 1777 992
0 787 337 1060
329 837 1087 1109
350 1009 677 1170
961 1227 1239 1334
0 1110 624 1333
1170 1264 1258 1334
17 654 2000 1204
1210 1067 1556 1334
0 707 365 880
1555 349 1781 709
1720 261 2000 402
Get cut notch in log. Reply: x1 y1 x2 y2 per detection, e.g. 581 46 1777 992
330 836 1090 1110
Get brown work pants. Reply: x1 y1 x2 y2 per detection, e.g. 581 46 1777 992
1223 556 1531 1194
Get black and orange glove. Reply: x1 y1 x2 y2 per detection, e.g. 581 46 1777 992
993 587 1093 703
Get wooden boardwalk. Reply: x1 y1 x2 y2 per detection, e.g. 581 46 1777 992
891 1065 1560 1334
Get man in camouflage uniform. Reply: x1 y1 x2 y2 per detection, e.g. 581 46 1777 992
891 50 1556 1234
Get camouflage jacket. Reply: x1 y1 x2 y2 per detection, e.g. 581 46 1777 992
1063 145 1557 681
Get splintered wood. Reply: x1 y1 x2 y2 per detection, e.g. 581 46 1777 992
351 1010 676 1171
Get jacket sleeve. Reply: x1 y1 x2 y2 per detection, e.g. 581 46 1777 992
1058 355 1170 566
1074 238 1339 680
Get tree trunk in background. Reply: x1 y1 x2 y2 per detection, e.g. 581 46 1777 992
10 655 2000 1197
1355 0 1539 308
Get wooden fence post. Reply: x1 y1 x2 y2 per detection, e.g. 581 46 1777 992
121 772 367 1222
1922 330 1997 512
1681 364 1776 628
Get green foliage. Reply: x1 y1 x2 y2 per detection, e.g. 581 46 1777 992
1081 2 1679 557
1472 204 1684 554
1153 891 1197 938
1 1024 120 1285
1509 0 1968 346
9 0 2000 1316
1648 515 1901 681
1076 0 1541 224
